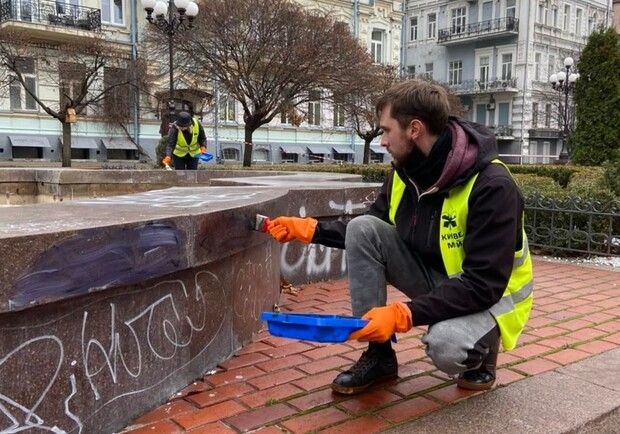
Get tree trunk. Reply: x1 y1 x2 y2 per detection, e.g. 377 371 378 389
363 137 372 165
243 124 254 168
61 121 72 168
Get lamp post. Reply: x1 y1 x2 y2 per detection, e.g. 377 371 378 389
141 0 199 121
549 56 579 164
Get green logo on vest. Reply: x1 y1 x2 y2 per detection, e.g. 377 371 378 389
442 214 456 229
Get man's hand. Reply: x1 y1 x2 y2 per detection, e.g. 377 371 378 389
349 302 412 342
267 216 318 244
162 156 172 167
200 146 207 154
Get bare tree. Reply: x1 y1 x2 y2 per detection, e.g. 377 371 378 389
167 0 372 167
0 30 149 167
341 65 399 164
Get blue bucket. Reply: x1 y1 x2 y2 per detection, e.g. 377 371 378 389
196 152 213 163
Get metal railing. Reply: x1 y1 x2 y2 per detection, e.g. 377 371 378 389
449 77 518 94
525 194 620 257
438 16 518 43
488 125 513 137
0 0 101 31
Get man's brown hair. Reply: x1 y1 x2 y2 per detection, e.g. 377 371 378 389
376 79 450 135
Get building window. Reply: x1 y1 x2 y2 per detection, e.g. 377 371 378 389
532 102 538 127
545 103 552 127
575 8 582 36
222 148 240 161
307 90 321 126
427 13 436 38
479 56 489 87
10 58 37 111
407 65 416 78
371 29 384 64
498 102 510 126
219 94 236 122
563 5 570 31
534 53 541 81
103 67 129 117
476 103 487 125
333 103 346 127
253 148 269 162
538 3 544 24
589 12 598 33
448 60 462 85
501 53 512 80
281 151 298 163
425 62 433 79
101 0 123 25
451 7 466 34
410 16 418 41
552 6 559 27
506 0 516 19
548 54 555 78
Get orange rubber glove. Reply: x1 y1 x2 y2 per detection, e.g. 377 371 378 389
267 216 318 244
162 156 172 166
349 302 412 342
200 146 207 154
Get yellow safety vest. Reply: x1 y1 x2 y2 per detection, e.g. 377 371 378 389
173 118 201 157
389 160 533 350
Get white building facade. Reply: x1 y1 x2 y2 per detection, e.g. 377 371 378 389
0 0 403 164
404 0 611 163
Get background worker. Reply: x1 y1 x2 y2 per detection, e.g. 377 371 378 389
162 111 207 170
266 79 533 395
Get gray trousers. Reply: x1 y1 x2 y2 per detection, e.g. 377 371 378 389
345 215 498 376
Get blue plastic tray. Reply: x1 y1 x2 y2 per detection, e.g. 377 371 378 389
195 152 213 163
260 312 368 343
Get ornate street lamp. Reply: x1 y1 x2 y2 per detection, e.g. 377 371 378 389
141 0 199 120
549 56 579 164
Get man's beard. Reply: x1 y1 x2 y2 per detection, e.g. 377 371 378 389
391 138 420 168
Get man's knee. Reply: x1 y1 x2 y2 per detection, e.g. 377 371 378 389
345 215 381 246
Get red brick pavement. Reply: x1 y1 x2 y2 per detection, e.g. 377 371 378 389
122 259 619 433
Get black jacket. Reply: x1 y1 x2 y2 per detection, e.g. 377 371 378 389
312 118 525 326
165 122 207 157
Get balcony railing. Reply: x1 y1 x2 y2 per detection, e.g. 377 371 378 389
438 16 518 43
449 77 518 94
0 0 101 31
489 125 514 137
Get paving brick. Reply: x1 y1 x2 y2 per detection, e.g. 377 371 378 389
219 352 271 370
537 335 581 349
261 341 315 359
603 332 620 345
303 344 352 360
255 354 310 373
224 403 297 432
186 382 255 408
575 340 618 354
509 343 552 358
292 370 340 391
426 384 479 403
495 368 526 386
187 422 237 434
248 368 306 390
236 341 274 355
238 383 304 408
568 304 606 315
298 356 351 374
398 347 428 364
173 401 246 430
281 407 349 433
261 335 301 347
512 358 561 375
497 352 522 366
596 320 620 333
389 375 445 397
124 420 182 434
527 326 567 338
566 328 609 341
248 428 286 434
134 400 195 425
341 349 364 362
319 415 390 434
337 389 401 414
556 318 592 331
581 312 616 324
205 365 265 387
398 361 435 378
544 348 591 365
378 396 441 423
288 388 345 411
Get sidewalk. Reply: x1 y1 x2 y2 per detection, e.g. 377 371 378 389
121 258 620 434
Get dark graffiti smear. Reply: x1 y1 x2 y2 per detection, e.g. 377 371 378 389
11 223 183 309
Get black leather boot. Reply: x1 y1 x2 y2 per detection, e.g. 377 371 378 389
331 341 398 395
457 327 500 391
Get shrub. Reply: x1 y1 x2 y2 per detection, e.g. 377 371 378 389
155 137 168 168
